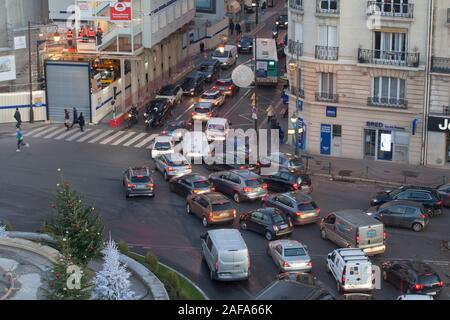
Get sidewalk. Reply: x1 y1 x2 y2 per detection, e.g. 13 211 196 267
279 143 450 187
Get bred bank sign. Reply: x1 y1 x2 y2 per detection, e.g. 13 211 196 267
428 116 450 133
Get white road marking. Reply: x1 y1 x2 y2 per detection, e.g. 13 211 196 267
123 132 147 147
88 130 113 143
112 131 136 146
66 129 91 141
76 129 102 142
43 128 67 139
24 126 50 137
55 129 79 140
32 127 60 138
134 134 157 148
99 131 127 145
223 89 252 118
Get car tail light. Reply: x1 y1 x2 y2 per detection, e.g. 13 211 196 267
228 86 233 90
212 86 218 90
414 284 424 291
192 112 197 116
208 112 212 116
383 231 387 240
315 208 321 215
188 164 192 169
193 190 201 194
295 212 303 217
243 187 252 193
161 131 167 135
356 234 360 245
215 258 219 272
273 225 279 232
248 256 251 271
232 209 237 218
342 274 346 285
127 183 136 188
208 211 213 218
420 214 427 219
282 261 290 268
147 183 154 188
168 167 174 172
240 165 247 169
307 261 312 267
261 183 268 190
436 200 443 206
136 175 144 178
292 183 299 190
211 186 216 191
437 281 444 287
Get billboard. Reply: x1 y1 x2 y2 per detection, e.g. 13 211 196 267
110 0 132 21
0 55 16 82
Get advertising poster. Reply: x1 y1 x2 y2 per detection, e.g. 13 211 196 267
0 55 16 82
110 0 132 21
380 133 392 152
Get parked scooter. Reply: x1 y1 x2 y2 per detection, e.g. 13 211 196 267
127 105 139 128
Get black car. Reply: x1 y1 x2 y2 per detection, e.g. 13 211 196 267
260 170 312 194
169 174 213 197
144 98 172 128
436 183 450 207
275 14 288 29
239 208 293 241
213 78 239 97
382 260 444 297
370 186 443 217
161 120 192 141
259 152 305 174
197 60 221 83
237 35 254 53
181 74 205 96
122 167 155 198
367 200 430 232
205 152 258 172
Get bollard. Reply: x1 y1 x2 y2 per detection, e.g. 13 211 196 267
366 166 369 179
328 162 332 175
306 157 309 173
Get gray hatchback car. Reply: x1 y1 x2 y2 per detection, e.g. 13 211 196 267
122 167 155 198
209 169 268 203
154 153 192 181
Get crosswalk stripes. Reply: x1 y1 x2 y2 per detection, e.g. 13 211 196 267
100 131 127 145
54 128 78 140
134 134 157 148
88 130 113 144
76 129 102 142
112 132 136 146
44 128 67 139
33 126 60 138
24 126 49 137
122 132 147 147
66 129 91 141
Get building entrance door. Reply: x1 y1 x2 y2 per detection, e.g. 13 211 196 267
364 129 376 160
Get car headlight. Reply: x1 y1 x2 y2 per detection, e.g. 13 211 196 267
207 75 212 78
144 113 148 117
276 21 279 25
238 44 241 47
285 22 288 25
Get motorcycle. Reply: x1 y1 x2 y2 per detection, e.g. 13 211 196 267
272 27 279 40
144 107 159 130
127 107 139 128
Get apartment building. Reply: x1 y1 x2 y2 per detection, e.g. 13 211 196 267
286 0 430 165
426 0 450 167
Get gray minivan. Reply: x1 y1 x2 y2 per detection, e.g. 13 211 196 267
320 209 386 256
200 229 250 281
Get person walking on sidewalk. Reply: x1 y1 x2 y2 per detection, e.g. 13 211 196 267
16 128 29 152
70 107 78 128
14 108 22 129
235 22 241 37
64 109 70 131
229 19 235 36
78 112 85 132
267 105 275 125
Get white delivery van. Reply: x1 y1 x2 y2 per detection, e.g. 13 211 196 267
206 118 230 142
326 248 375 293
182 131 209 159
212 45 238 69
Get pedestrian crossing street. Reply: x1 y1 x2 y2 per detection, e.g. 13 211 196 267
22 125 183 151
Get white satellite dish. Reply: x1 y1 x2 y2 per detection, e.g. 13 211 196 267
232 64 254 88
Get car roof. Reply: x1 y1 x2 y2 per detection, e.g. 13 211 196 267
129 167 150 176
284 191 313 203
255 280 326 300
231 169 259 179
272 240 305 249
202 89 221 95
380 200 423 209
332 209 382 225
184 174 208 183
161 84 176 90
399 185 436 192
165 152 186 162
154 135 172 143
207 117 228 125
208 229 247 250
256 207 282 216
216 78 232 83
202 192 230 204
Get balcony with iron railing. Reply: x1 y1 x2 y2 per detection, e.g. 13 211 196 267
290 86 305 98
316 92 339 103
287 40 304 57
316 0 340 15
367 1 414 19
289 0 304 13
431 57 450 74
358 49 420 68
315 46 339 60
430 105 450 116
367 96 407 109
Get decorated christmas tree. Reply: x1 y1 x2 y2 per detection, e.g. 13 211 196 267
92 239 135 300
46 179 104 266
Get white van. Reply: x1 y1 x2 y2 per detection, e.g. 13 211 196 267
200 229 250 281
182 131 209 159
326 248 375 293
212 45 238 69
206 118 230 141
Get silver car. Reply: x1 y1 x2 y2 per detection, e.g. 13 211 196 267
267 240 312 273
154 153 192 181
199 89 225 107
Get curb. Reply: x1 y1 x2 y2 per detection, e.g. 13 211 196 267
311 172 404 187
131 252 209 300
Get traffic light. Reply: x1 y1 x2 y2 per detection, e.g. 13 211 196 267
251 92 256 106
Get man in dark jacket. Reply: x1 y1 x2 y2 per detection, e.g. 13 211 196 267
14 108 22 128
70 107 78 128
78 112 85 132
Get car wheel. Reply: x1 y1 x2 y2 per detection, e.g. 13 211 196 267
186 204 192 215
210 269 216 281
265 231 273 241
382 270 388 281
320 229 327 240
202 216 209 228
164 171 169 181
240 221 248 230
412 223 423 232
233 192 241 203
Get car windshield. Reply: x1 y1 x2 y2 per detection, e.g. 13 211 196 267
202 93 219 99
208 124 225 131
213 50 230 58
212 202 232 211
284 247 307 257
288 158 303 167
298 203 316 211
199 65 212 72
216 80 230 86
418 274 441 286
241 37 252 44
155 142 171 150
195 107 211 113
193 180 210 188
272 214 285 225
130 175 150 183
183 78 195 86
166 124 181 131
245 178 263 187
169 158 188 166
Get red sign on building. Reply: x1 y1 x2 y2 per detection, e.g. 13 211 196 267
110 0 132 21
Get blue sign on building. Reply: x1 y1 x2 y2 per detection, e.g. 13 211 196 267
326 106 337 117
297 99 303 111
320 124 332 155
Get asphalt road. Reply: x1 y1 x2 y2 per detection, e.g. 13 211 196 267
0 6 449 300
